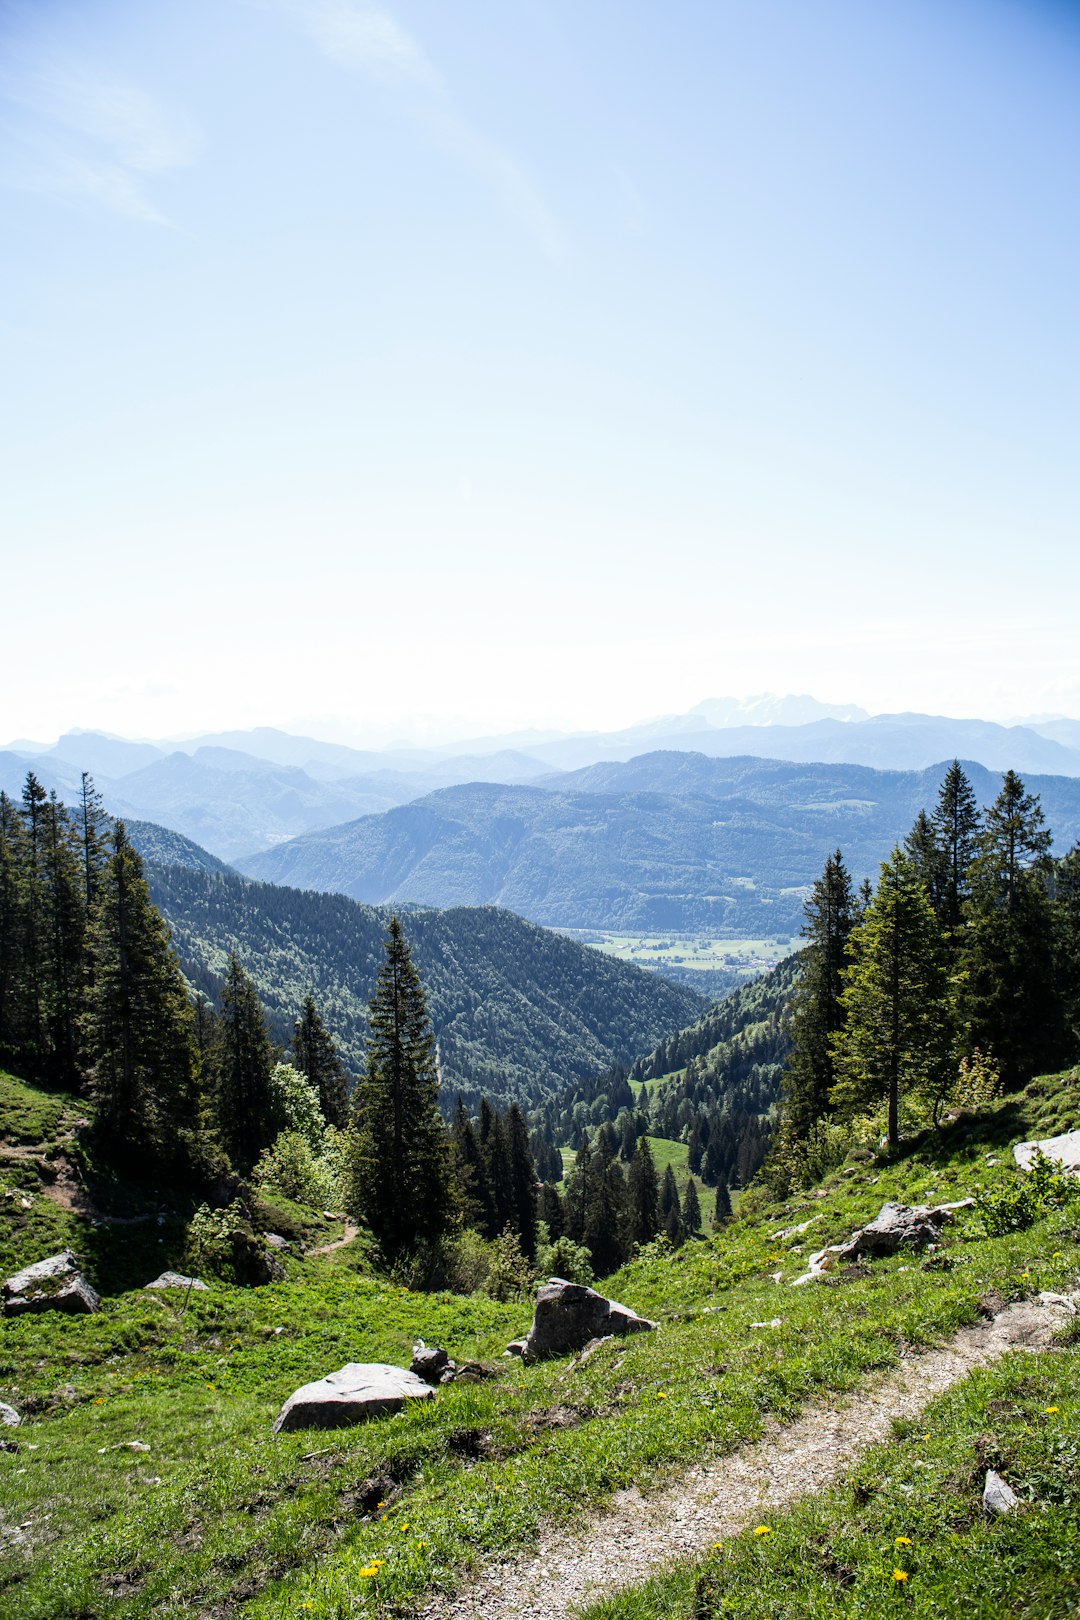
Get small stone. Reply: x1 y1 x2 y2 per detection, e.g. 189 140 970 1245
0 1403 21 1428
144 1272 209 1291
983 1469 1019 1516
264 1233 289 1251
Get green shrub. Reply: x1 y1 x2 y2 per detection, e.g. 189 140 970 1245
974 1150 1080 1236
184 1200 276 1286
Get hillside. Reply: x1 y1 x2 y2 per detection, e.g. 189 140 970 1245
1 1063 1076 1618
237 756 1080 936
140 855 704 1112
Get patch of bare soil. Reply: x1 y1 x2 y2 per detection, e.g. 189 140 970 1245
422 1291 1079 1620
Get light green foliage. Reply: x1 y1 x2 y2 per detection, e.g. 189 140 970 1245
252 1128 340 1209
483 1226 533 1301
951 1047 1003 1116
266 1060 325 1150
183 1199 265 1284
535 1227 594 1285
973 1149 1080 1236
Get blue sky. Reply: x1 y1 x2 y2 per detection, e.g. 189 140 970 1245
2 0 1078 745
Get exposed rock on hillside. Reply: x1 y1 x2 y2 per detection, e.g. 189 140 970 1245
512 1279 657 1361
273 1363 435 1433
1014 1130 1080 1176
3 1250 100 1316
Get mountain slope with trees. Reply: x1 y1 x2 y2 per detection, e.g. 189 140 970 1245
236 757 1080 936
141 855 704 1112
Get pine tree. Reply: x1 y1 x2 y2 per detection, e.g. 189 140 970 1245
712 1179 733 1229
626 1134 660 1248
292 995 349 1127
904 810 947 921
962 772 1059 1084
784 849 856 1136
931 761 982 931
659 1162 683 1245
83 823 207 1178
0 791 30 1067
581 1131 627 1275
347 916 453 1256
77 773 109 912
831 848 956 1150
683 1175 702 1235
505 1103 539 1259
1054 845 1080 1058
211 955 276 1174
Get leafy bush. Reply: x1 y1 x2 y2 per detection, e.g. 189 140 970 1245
483 1227 533 1302
974 1150 1080 1236
184 1200 276 1286
951 1047 1003 1116
252 1125 349 1211
536 1230 593 1286
266 1062 325 1150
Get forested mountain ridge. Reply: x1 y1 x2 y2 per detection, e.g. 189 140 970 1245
236 757 1080 936
142 856 705 1112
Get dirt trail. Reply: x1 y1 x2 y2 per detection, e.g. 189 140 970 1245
423 1290 1078 1620
307 1222 359 1257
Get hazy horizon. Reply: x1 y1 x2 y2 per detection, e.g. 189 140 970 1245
3 1 1078 744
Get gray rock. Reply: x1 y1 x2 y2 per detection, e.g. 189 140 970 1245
0 1402 21 1428
3 1250 100 1316
264 1233 289 1251
273 1362 436 1433
410 1344 453 1385
983 1469 1020 1515
144 1272 209 1291
1014 1131 1080 1177
504 1338 529 1358
521 1279 657 1361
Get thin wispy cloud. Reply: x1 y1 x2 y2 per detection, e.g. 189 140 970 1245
262 0 564 260
0 56 199 224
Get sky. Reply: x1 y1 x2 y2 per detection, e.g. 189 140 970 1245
2 0 1079 748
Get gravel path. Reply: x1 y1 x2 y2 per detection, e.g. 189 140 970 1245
307 1221 360 1257
422 1290 1078 1620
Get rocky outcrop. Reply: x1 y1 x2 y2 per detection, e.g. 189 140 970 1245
515 1279 656 1361
145 1272 209 1291
1013 1131 1080 1176
0 1402 21 1428
3 1250 100 1316
790 1200 974 1285
273 1363 435 1433
983 1469 1020 1515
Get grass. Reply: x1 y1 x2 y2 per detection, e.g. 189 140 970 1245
576 1349 1080 1620
1 1069 1079 1618
566 933 798 982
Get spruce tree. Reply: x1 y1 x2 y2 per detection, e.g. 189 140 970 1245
962 771 1058 1084
683 1174 702 1235
831 848 955 1150
83 823 206 1178
211 955 276 1174
505 1103 539 1259
931 761 981 931
347 916 453 1256
626 1134 660 1248
783 849 855 1136
292 995 349 1127
712 1179 733 1229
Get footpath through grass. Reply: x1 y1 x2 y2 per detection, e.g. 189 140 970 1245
1 1069 1078 1618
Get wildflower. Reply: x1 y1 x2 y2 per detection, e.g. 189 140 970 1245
753 1525 771 1536
657 1391 667 1400
1020 1271 1031 1279
894 1536 912 1547
1044 1406 1060 1414
711 1542 722 1550
893 1569 909 1583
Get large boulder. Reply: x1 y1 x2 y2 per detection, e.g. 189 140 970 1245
521 1279 657 1361
273 1363 435 1433
1014 1131 1080 1177
790 1199 973 1285
3 1250 100 1317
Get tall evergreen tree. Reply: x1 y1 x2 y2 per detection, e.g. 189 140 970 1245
626 1134 660 1248
962 771 1058 1084
831 848 956 1150
292 995 349 1127
1054 845 1080 1059
77 773 109 913
712 1179 733 1229
0 791 30 1067
83 823 207 1178
904 810 947 921
347 917 453 1256
211 955 276 1174
783 849 856 1136
682 1175 702 1235
505 1103 539 1259
931 761 982 931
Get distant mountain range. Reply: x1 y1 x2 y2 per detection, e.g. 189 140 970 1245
3 697 1080 865
128 825 703 1112
237 755 1080 937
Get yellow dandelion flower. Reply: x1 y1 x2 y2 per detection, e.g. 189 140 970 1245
892 1569 909 1583
753 1525 771 1536
894 1536 912 1547
711 1542 722 1550
657 1391 667 1399
1045 1405 1060 1414
400 1521 410 1532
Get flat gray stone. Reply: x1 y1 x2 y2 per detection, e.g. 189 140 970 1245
3 1250 100 1316
273 1363 435 1433
1014 1131 1080 1176
523 1279 656 1360
145 1272 209 1291
984 1469 1020 1515
0 1402 20 1428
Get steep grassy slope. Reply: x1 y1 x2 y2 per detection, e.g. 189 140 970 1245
143 860 704 1111
1 1067 1077 1619
237 757 1080 936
